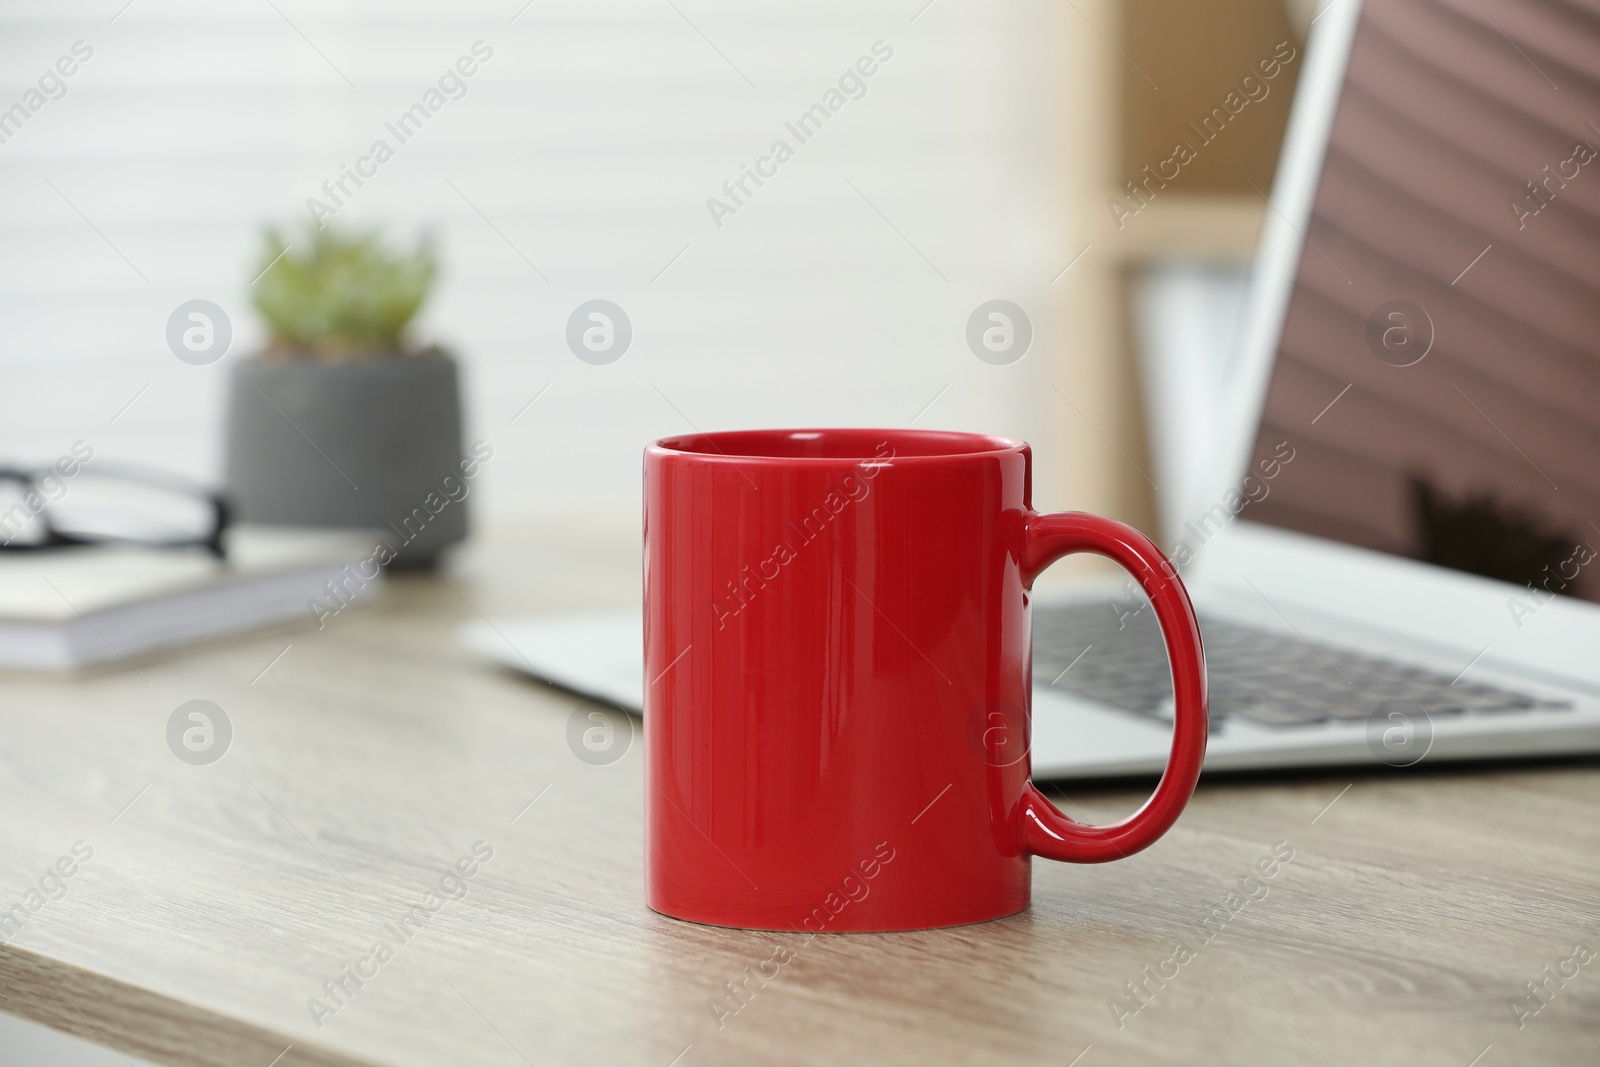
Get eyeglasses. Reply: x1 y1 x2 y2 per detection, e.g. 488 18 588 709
0 463 230 559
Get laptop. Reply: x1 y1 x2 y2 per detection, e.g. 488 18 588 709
464 0 1600 778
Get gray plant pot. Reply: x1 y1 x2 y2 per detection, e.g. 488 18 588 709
223 355 467 567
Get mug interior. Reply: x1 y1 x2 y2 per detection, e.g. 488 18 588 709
654 428 1023 461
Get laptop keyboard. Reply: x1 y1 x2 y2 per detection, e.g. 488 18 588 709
1032 601 1569 729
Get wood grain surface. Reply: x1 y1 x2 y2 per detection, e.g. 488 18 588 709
1 516 1596 1066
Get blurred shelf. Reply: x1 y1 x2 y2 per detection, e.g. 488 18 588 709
1051 0 1295 531
1104 193 1266 264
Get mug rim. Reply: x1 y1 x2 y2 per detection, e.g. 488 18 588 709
650 428 1027 463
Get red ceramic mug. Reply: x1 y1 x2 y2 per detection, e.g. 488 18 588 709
644 429 1207 931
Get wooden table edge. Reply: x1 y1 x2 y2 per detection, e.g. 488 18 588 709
0 943 374 1067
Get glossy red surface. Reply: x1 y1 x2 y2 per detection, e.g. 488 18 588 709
644 429 1207 931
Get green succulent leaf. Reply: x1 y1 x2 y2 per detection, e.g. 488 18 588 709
252 224 436 359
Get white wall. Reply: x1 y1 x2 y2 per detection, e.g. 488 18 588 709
0 0 1070 517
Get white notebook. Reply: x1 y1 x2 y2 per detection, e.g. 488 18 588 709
0 527 383 670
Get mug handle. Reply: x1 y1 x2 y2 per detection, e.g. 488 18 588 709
1015 511 1209 862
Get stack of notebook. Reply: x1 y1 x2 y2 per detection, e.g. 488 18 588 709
0 527 383 670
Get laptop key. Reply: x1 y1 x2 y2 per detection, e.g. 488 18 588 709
1231 701 1331 727
1032 601 1551 730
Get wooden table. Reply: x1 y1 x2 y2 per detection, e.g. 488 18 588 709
2 516 1597 1066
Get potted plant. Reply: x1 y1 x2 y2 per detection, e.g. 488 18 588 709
223 225 467 567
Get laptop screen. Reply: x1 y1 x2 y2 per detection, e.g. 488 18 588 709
1244 0 1600 606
